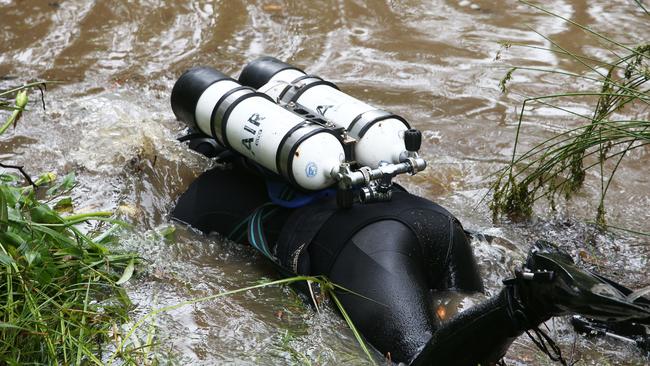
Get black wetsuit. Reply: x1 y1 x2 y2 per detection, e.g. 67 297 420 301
168 58 650 364
172 157 531 365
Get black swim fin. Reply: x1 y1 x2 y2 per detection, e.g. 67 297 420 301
571 315 650 353
510 240 650 326
410 241 650 366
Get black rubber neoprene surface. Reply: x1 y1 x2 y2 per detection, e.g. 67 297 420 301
239 56 302 89
171 67 232 128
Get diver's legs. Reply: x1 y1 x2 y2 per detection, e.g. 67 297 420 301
413 240 650 365
325 220 436 362
411 286 528 366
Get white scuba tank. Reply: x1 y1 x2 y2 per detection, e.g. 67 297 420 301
171 67 344 191
239 57 411 169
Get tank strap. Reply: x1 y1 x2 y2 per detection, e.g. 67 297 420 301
277 75 340 105
347 109 410 138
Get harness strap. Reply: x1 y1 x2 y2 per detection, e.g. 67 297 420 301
276 200 339 273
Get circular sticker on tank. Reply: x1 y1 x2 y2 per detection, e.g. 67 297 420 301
305 162 318 178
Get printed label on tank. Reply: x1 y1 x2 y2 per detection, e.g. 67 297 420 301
305 162 318 178
316 105 333 116
242 113 264 156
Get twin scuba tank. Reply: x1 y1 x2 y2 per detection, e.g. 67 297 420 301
171 57 426 204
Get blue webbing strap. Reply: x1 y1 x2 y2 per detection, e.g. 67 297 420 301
266 179 336 208
248 161 336 208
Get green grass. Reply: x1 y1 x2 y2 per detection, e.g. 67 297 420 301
274 329 317 365
0 82 143 364
0 170 138 364
490 1 650 227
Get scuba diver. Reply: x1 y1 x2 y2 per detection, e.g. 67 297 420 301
170 57 650 365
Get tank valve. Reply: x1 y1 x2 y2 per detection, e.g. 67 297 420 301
333 155 427 207
404 128 422 154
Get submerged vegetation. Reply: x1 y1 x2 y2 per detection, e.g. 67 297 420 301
115 275 378 365
491 1 650 226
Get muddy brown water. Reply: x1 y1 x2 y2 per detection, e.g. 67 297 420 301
1 0 649 364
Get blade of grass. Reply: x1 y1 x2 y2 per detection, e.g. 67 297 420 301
329 290 377 365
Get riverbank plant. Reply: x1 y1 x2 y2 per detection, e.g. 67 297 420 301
0 83 138 364
491 1 649 227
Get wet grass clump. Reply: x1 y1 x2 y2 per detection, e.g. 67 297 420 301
491 1 650 226
0 173 136 364
1 83 137 364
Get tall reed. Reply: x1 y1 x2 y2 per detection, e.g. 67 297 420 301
491 1 649 227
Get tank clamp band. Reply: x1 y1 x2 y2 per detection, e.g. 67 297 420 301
348 109 410 138
278 75 340 106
